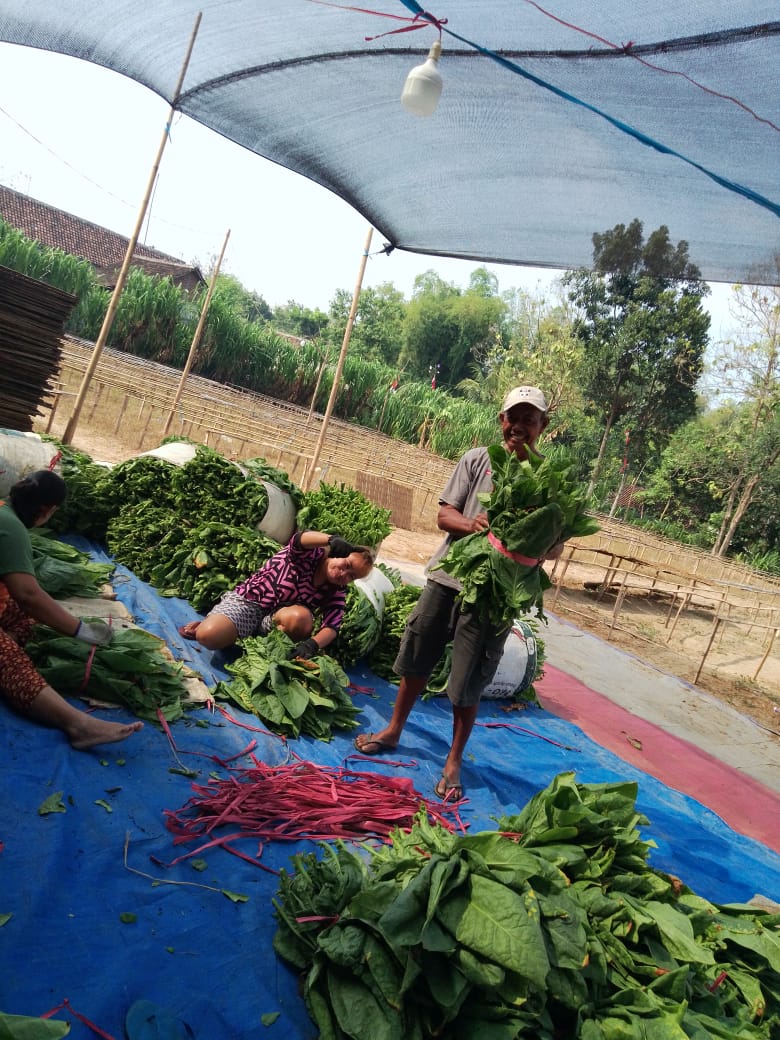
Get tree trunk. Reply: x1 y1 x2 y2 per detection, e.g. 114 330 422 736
713 473 760 557
587 393 620 499
609 470 628 518
711 478 741 555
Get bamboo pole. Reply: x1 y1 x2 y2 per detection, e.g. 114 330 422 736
303 225 373 491
162 228 231 437
61 13 202 444
694 616 722 685
753 628 778 682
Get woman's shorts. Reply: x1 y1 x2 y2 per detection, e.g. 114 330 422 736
208 591 274 641
394 580 506 708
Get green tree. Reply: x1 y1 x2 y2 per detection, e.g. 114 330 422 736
640 403 780 556
399 267 507 387
213 272 272 324
325 282 407 365
272 300 330 339
565 220 710 501
705 270 780 555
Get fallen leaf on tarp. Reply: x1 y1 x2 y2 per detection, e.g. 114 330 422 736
261 1011 281 1026
119 912 137 923
0 1010 70 1037
38 792 66 815
222 890 249 903
0 913 11 927
94 799 113 813
622 731 643 750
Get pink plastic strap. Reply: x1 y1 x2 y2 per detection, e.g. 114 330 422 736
487 531 540 567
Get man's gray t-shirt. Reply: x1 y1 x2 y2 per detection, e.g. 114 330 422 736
426 446 492 591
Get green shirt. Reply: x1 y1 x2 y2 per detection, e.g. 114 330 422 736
0 501 35 577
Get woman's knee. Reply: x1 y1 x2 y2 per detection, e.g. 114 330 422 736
196 614 239 650
274 606 313 641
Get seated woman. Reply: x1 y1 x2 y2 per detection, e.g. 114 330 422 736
179 531 373 659
0 470 143 750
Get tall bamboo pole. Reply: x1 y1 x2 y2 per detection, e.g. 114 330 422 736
303 225 373 490
162 227 230 437
62 13 202 445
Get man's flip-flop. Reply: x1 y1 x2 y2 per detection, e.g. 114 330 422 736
434 775 464 802
353 733 397 756
125 999 196 1040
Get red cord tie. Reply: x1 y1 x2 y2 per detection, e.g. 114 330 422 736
487 531 540 567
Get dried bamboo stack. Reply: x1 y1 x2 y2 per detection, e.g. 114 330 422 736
0 266 76 431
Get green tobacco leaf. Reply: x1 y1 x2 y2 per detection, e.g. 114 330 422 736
94 799 113 813
222 890 249 903
450 874 550 988
0 914 12 927
0 1011 71 1038
260 1012 280 1027
38 792 66 816
119 912 137 924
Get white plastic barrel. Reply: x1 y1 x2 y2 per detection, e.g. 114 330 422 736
256 480 296 544
482 619 538 699
0 430 61 496
353 567 395 615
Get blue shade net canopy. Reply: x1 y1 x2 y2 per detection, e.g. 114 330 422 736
0 0 777 283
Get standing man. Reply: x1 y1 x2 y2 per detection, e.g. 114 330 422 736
354 386 559 800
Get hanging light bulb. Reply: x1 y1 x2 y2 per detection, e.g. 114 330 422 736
401 40 443 117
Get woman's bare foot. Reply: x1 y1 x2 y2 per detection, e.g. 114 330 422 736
178 621 200 640
68 717 144 751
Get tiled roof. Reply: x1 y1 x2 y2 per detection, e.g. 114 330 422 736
0 184 204 289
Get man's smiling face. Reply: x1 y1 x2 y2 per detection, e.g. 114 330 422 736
499 402 548 459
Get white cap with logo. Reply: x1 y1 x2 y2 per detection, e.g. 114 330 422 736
501 386 548 414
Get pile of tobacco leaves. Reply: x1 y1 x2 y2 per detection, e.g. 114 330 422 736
107 504 280 613
297 481 392 548
273 772 780 1040
211 629 360 740
30 530 114 599
437 445 599 630
26 625 194 722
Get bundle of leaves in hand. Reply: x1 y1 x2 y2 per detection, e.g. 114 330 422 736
366 584 422 681
30 530 114 598
26 625 192 722
296 482 391 548
273 771 780 1040
107 505 280 613
241 456 304 509
211 628 360 741
40 438 114 539
331 583 384 668
436 444 599 629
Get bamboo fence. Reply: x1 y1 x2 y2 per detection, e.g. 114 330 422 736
34 337 780 698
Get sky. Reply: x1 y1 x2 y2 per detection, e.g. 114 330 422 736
0 41 739 337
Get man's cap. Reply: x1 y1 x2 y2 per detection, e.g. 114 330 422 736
501 386 548 414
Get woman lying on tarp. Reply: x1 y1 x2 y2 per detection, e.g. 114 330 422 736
0 469 143 749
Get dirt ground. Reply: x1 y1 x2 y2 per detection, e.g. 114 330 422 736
379 529 780 740
53 422 780 741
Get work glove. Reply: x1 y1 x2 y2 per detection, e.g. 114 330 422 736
288 637 319 660
327 535 356 558
74 619 113 645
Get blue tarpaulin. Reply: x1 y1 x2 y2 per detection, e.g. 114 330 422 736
1 543 779 1038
